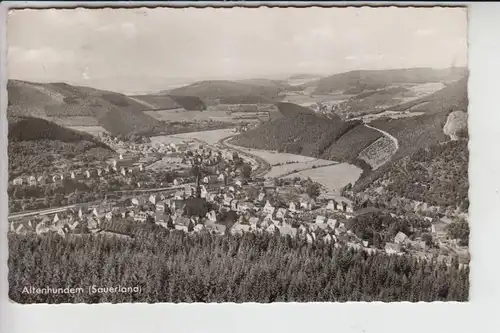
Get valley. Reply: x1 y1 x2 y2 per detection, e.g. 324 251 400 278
8 67 470 304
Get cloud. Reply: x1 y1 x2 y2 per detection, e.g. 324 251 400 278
94 22 137 38
415 28 436 37
9 47 75 64
121 22 137 38
310 26 334 39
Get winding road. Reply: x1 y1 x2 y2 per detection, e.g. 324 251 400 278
219 136 272 178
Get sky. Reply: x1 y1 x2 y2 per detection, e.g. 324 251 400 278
7 6 468 94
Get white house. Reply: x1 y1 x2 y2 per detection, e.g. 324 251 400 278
200 185 208 199
394 231 409 245
263 201 275 214
207 193 218 202
385 243 402 255
12 177 24 185
326 200 338 211
276 208 287 219
134 212 148 223
149 194 161 205
206 210 217 223
323 234 334 244
315 215 327 224
326 218 337 229
28 176 37 186
300 198 314 211
217 173 227 182
266 224 278 234
231 223 251 236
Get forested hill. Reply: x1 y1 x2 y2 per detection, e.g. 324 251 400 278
354 139 469 211
312 67 468 94
7 80 164 136
129 94 206 111
8 117 114 178
230 102 383 162
231 103 367 158
9 116 109 148
167 80 289 105
8 231 469 303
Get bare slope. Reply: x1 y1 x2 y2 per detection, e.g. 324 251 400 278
385 76 468 113
7 80 163 136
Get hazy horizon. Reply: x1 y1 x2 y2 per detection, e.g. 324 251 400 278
7 7 467 94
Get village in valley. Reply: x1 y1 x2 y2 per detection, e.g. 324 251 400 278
8 127 470 269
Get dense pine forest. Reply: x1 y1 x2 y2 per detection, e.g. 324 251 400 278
8 231 469 304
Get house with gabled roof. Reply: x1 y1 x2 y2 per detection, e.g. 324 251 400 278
28 175 37 186
315 215 327 224
37 175 49 185
385 242 402 255
326 200 338 211
156 200 170 213
288 201 300 213
173 178 184 186
394 231 409 245
92 207 107 219
300 197 315 211
326 218 337 229
276 207 287 219
200 185 208 198
230 222 251 236
149 194 161 205
263 200 275 214
12 177 23 185
279 224 297 238
132 197 146 206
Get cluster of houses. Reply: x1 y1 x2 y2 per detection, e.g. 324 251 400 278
11 152 149 187
9 175 470 268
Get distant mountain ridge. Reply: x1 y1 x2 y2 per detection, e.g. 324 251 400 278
130 94 206 111
167 79 290 105
312 67 468 94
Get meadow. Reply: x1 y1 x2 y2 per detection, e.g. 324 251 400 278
284 163 363 197
266 159 336 178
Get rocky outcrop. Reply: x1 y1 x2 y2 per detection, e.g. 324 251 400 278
443 111 468 140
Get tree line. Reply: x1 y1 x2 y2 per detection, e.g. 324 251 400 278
9 230 469 304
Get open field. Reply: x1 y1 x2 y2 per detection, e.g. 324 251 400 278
284 163 363 197
282 92 352 105
66 125 109 136
231 146 317 165
146 159 188 171
48 116 100 126
266 159 336 178
151 128 236 146
354 110 426 123
145 109 262 123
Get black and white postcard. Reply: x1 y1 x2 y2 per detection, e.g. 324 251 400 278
5 5 469 304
